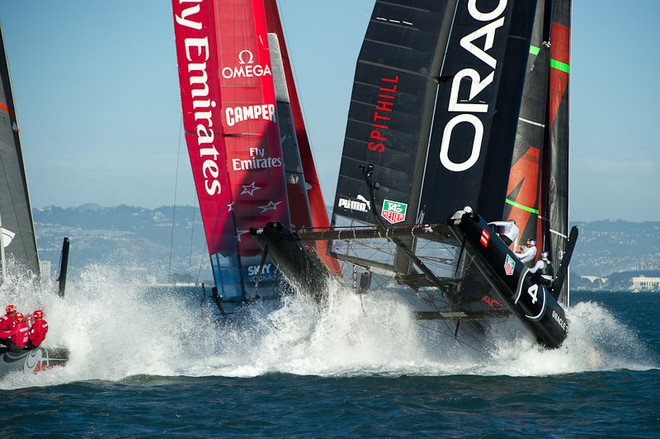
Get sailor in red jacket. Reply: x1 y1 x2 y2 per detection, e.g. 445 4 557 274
1 312 29 352
0 304 18 347
27 309 48 349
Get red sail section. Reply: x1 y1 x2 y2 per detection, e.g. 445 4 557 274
506 146 542 246
263 0 340 273
172 0 236 256
503 0 551 254
215 0 290 257
548 23 570 127
172 0 290 259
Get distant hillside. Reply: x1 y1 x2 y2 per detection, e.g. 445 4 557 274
34 204 210 283
570 220 660 277
33 205 660 285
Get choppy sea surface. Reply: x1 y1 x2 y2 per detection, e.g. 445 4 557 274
0 266 657 438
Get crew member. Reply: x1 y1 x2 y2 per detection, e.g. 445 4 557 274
0 304 17 347
27 309 48 349
0 312 29 353
529 251 554 287
489 219 519 249
515 238 537 265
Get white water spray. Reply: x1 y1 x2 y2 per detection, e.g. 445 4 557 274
1 264 656 389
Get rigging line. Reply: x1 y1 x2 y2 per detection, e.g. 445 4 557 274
168 116 185 283
195 239 207 285
187 204 196 279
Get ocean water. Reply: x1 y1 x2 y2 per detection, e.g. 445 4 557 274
0 266 657 438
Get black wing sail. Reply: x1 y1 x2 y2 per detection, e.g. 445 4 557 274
326 0 541 320
419 0 538 223
332 0 537 265
0 23 40 278
333 0 451 231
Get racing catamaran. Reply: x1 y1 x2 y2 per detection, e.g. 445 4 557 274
171 0 337 314
0 22 69 375
252 0 578 348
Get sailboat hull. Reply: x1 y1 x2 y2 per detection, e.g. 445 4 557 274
253 207 569 348
454 211 568 348
0 346 69 377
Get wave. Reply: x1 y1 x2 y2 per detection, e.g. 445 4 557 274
1 264 656 388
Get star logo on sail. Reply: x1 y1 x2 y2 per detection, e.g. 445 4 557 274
235 229 249 242
241 181 261 196
258 201 282 214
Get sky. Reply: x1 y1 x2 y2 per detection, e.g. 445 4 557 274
1 1 659 222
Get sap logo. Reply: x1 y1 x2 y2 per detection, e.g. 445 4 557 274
247 264 273 276
338 194 370 212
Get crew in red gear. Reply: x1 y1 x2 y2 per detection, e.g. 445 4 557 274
27 309 48 349
0 312 29 352
0 304 18 347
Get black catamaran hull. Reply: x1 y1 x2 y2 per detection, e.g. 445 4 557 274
251 222 332 305
452 210 568 348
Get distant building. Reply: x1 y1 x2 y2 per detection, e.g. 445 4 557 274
631 275 660 292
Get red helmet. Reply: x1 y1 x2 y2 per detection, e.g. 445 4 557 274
33 310 44 319
6 304 16 314
14 312 24 323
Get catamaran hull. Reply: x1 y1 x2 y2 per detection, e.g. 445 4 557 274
250 222 331 304
454 211 568 348
253 206 570 348
0 346 69 377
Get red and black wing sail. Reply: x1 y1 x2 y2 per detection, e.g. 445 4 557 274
503 0 551 247
547 0 572 304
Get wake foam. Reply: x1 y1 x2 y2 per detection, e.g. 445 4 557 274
1 264 656 388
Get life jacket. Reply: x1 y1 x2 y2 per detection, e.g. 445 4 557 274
28 319 49 347
9 321 29 347
0 314 15 333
